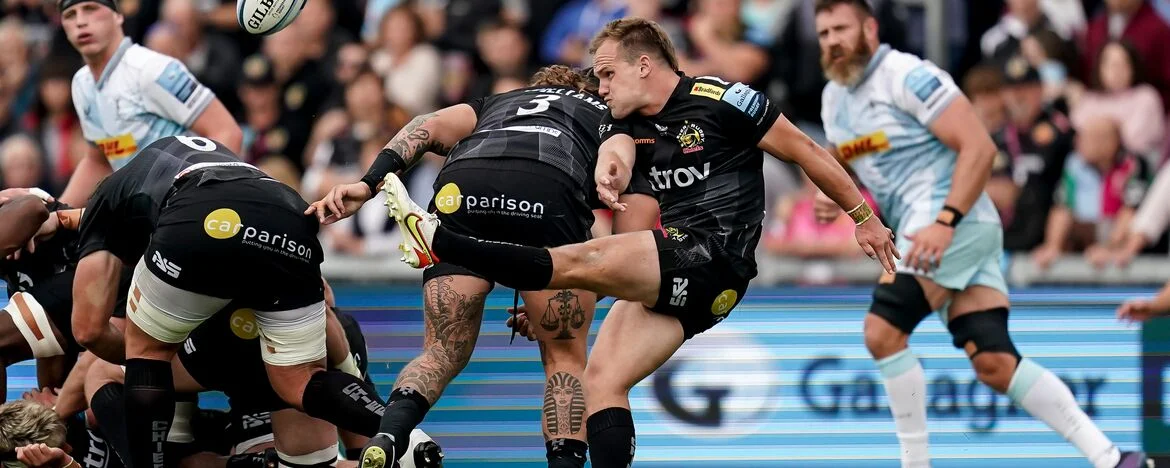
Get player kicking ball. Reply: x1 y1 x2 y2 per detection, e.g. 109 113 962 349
813 1 1149 467
375 17 899 467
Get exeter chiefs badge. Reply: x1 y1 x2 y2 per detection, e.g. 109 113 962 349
540 290 586 340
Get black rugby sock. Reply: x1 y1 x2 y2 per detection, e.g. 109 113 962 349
89 382 134 466
546 438 588 468
376 388 433 458
125 358 175 468
432 226 553 291
586 408 636 468
301 370 386 437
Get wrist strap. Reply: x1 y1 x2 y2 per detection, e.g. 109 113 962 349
359 148 407 194
847 201 874 226
936 205 964 227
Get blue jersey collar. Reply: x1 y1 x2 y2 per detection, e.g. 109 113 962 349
96 38 133 90
850 43 892 91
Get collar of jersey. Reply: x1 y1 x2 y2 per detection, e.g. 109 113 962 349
97 38 133 90
850 43 892 91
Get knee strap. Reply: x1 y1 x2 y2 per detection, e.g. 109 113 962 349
946 307 1020 360
276 446 339 467
870 273 934 334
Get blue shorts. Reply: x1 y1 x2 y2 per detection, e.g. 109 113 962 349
894 221 1009 322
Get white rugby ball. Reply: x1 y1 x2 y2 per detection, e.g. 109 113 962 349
236 0 306 35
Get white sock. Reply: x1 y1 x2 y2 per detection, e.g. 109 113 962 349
1007 359 1120 468
877 349 930 468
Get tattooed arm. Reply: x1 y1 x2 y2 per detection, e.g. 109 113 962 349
307 105 479 223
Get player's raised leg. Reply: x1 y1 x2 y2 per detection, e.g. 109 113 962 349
383 172 661 304
582 300 685 468
362 274 489 467
947 287 1146 468
864 273 949 468
523 288 596 468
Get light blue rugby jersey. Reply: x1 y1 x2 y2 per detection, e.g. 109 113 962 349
72 38 216 171
821 44 1000 233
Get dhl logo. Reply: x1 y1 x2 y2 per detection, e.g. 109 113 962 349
95 133 138 161
837 131 890 162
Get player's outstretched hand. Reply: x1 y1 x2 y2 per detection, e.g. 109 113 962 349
904 223 954 273
0 187 53 205
856 216 900 274
505 304 536 341
15 444 70 468
595 159 630 212
305 182 373 225
1117 299 1166 324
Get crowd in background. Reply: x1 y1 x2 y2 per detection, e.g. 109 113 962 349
4 0 1170 271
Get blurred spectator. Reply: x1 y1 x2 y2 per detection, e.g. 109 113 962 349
20 57 82 191
993 57 1075 251
1115 160 1170 264
1019 29 1074 103
422 0 529 53
1040 0 1088 38
0 18 36 141
466 21 535 102
237 54 309 171
982 0 1077 67
371 5 442 116
1031 117 1152 269
677 0 770 85
741 0 789 47
964 63 1009 134
304 69 410 203
541 0 627 67
964 63 1018 220
145 22 184 58
2 0 54 58
762 170 865 259
0 134 45 190
258 156 302 191
1070 39 1165 162
1080 0 1170 108
297 0 354 82
155 0 242 117
261 25 334 170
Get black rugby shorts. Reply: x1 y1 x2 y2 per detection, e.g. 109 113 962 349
651 226 749 339
424 158 594 283
144 178 324 311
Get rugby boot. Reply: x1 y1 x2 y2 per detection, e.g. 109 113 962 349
382 173 439 268
1116 451 1154 468
360 433 396 468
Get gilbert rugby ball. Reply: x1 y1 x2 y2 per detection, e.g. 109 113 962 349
237 0 306 35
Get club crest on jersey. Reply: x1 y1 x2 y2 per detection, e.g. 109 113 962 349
690 83 726 100
837 131 890 162
677 121 705 154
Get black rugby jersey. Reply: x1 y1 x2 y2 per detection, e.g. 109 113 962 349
1 201 79 296
601 74 782 277
451 86 610 189
77 136 267 262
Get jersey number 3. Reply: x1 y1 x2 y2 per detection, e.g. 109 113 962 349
516 95 560 116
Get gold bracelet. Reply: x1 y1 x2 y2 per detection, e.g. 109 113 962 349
848 201 874 225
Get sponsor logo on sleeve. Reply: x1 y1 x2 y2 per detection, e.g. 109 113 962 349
905 67 942 102
690 83 726 100
155 61 198 104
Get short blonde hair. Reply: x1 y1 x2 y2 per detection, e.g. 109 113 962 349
0 401 66 451
588 18 679 71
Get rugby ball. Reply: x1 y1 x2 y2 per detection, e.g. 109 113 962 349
236 0 306 35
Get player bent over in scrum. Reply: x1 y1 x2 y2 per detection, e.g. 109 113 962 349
62 136 387 468
308 65 658 468
78 305 442 468
814 1 1148 467
370 18 899 467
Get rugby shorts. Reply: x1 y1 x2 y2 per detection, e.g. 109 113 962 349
651 226 750 339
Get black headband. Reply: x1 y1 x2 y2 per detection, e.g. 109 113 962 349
59 0 119 14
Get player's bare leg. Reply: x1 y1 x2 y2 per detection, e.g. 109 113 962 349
361 275 487 468
384 171 660 303
948 286 1146 468
522 289 595 468
582 300 685 468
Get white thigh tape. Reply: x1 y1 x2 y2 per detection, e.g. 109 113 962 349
233 432 275 455
168 401 197 443
277 445 339 467
4 293 64 358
